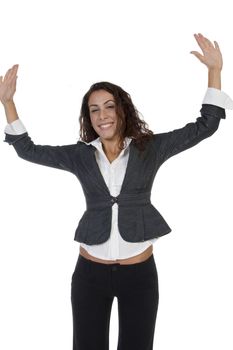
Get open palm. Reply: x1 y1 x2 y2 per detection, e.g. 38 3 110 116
191 33 223 71
0 64 19 105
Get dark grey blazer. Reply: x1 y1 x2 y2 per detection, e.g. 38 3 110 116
4 104 226 245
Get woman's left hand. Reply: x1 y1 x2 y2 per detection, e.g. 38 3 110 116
190 33 223 71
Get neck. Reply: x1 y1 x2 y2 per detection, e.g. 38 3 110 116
100 137 121 155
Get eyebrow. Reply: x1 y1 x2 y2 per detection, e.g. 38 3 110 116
89 99 115 108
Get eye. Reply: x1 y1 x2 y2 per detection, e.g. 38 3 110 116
107 105 115 109
90 109 98 113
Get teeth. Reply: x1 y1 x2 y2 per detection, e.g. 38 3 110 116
99 123 113 129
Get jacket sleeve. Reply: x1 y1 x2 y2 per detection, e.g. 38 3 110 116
154 104 226 165
3 132 77 173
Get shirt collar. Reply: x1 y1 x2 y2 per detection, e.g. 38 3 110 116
79 136 132 153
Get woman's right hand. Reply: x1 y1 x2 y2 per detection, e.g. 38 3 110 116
0 64 19 105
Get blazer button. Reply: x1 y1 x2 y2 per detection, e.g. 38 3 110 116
111 196 118 204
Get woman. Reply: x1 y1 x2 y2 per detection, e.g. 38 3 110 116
1 33 232 350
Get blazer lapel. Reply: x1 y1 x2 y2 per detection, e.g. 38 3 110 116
120 140 138 192
79 145 109 195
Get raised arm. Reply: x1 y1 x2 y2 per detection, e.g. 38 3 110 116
1 65 78 173
153 33 231 165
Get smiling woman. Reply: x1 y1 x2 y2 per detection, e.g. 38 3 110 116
79 81 154 155
1 33 232 350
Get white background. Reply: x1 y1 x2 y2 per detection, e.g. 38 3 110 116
0 0 232 349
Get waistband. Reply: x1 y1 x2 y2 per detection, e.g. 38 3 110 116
77 252 155 272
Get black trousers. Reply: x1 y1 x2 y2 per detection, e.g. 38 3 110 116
71 253 159 350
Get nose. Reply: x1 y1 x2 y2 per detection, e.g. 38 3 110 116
99 108 108 120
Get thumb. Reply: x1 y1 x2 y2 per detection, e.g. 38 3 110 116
190 51 205 63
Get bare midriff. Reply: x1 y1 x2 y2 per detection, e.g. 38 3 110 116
79 244 153 265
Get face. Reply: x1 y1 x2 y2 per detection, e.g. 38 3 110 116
88 89 120 142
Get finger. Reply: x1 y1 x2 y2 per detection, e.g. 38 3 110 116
214 40 220 51
9 77 17 93
13 76 18 90
10 65 18 75
4 68 12 81
6 65 18 83
4 65 18 82
9 65 18 78
203 36 214 48
198 33 214 48
190 50 205 63
9 74 17 86
194 33 208 51
13 64 19 72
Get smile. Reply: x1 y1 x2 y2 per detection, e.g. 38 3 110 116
99 123 114 130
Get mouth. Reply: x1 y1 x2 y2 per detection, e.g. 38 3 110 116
98 122 114 130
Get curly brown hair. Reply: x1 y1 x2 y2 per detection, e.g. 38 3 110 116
79 81 154 152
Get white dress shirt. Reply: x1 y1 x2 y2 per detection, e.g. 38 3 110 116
4 88 233 260
80 136 159 260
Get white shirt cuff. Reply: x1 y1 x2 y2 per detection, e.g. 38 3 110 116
203 88 233 109
4 118 27 135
